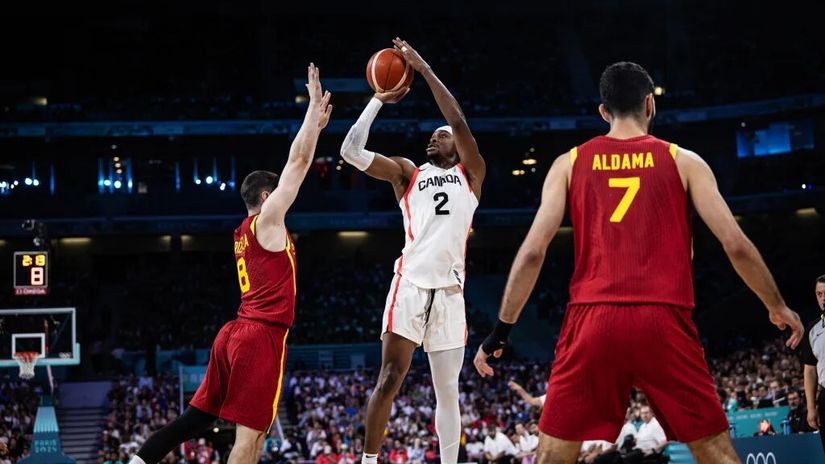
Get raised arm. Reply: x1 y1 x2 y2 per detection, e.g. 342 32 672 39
474 153 570 377
508 381 543 407
393 38 485 198
257 64 332 247
676 147 803 348
340 89 417 200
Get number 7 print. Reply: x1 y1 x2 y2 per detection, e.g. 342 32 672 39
608 177 640 223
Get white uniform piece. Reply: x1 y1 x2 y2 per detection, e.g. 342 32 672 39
381 161 479 352
634 418 666 453
807 322 825 387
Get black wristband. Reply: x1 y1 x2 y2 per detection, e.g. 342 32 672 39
481 319 514 355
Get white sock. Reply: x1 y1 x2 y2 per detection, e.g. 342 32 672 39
428 346 465 464
128 457 147 464
362 452 378 464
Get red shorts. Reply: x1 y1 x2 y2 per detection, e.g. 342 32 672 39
189 318 288 432
538 304 728 444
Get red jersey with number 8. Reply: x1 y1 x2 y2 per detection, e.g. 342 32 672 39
233 215 297 327
567 135 693 309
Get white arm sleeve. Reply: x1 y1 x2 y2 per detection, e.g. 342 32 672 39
340 97 382 171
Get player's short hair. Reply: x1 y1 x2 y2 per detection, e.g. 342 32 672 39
816 274 825 284
599 62 655 117
241 170 279 209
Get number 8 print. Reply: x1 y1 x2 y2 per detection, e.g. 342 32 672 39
236 257 251 293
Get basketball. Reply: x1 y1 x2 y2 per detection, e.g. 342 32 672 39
365 48 414 93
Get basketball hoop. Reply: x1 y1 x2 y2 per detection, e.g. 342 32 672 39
13 351 40 379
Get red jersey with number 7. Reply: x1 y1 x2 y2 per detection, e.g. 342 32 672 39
233 214 297 327
567 135 694 309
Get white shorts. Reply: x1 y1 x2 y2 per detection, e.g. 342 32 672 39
381 274 467 353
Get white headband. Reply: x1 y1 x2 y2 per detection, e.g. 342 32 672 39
435 125 453 134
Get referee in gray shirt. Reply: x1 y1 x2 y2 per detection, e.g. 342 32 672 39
801 274 825 451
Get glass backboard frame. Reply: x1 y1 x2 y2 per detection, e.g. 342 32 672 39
0 307 80 367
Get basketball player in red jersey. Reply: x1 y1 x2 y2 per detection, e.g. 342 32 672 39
128 64 332 464
340 38 485 464
474 62 804 464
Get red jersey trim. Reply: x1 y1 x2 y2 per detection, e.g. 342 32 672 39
402 169 419 241
395 255 404 274
402 168 420 199
387 274 402 332
456 163 473 192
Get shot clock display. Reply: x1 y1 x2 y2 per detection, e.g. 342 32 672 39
13 251 49 295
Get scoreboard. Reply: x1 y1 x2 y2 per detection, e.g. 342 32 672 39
13 251 49 296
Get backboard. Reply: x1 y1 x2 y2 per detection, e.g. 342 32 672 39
0 307 80 368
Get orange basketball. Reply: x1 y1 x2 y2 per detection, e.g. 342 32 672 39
366 48 414 93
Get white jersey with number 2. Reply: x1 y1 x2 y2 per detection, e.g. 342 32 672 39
393 162 478 289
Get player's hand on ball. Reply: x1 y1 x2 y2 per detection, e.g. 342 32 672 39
474 345 503 378
768 305 804 349
808 409 819 430
392 37 429 73
374 87 410 105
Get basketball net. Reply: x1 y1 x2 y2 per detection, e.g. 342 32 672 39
13 352 40 380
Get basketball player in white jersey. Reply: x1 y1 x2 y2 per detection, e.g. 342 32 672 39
340 38 485 464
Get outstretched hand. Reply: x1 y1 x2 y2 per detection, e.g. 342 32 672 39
768 305 804 349
473 344 503 378
305 63 333 129
393 37 430 73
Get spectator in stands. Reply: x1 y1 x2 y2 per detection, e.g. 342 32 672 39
407 437 425 464
465 431 485 462
590 407 639 464
754 384 773 408
615 407 639 449
722 388 738 412
0 440 11 464
0 441 10 464
89 333 810 464
578 440 612 464
388 439 408 463
787 390 813 433
102 450 124 463
424 438 439 463
101 374 197 463
316 444 339 464
515 423 538 449
510 429 537 464
338 443 357 464
0 380 38 462
622 406 667 464
483 427 515 464
307 423 328 457
767 380 788 406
